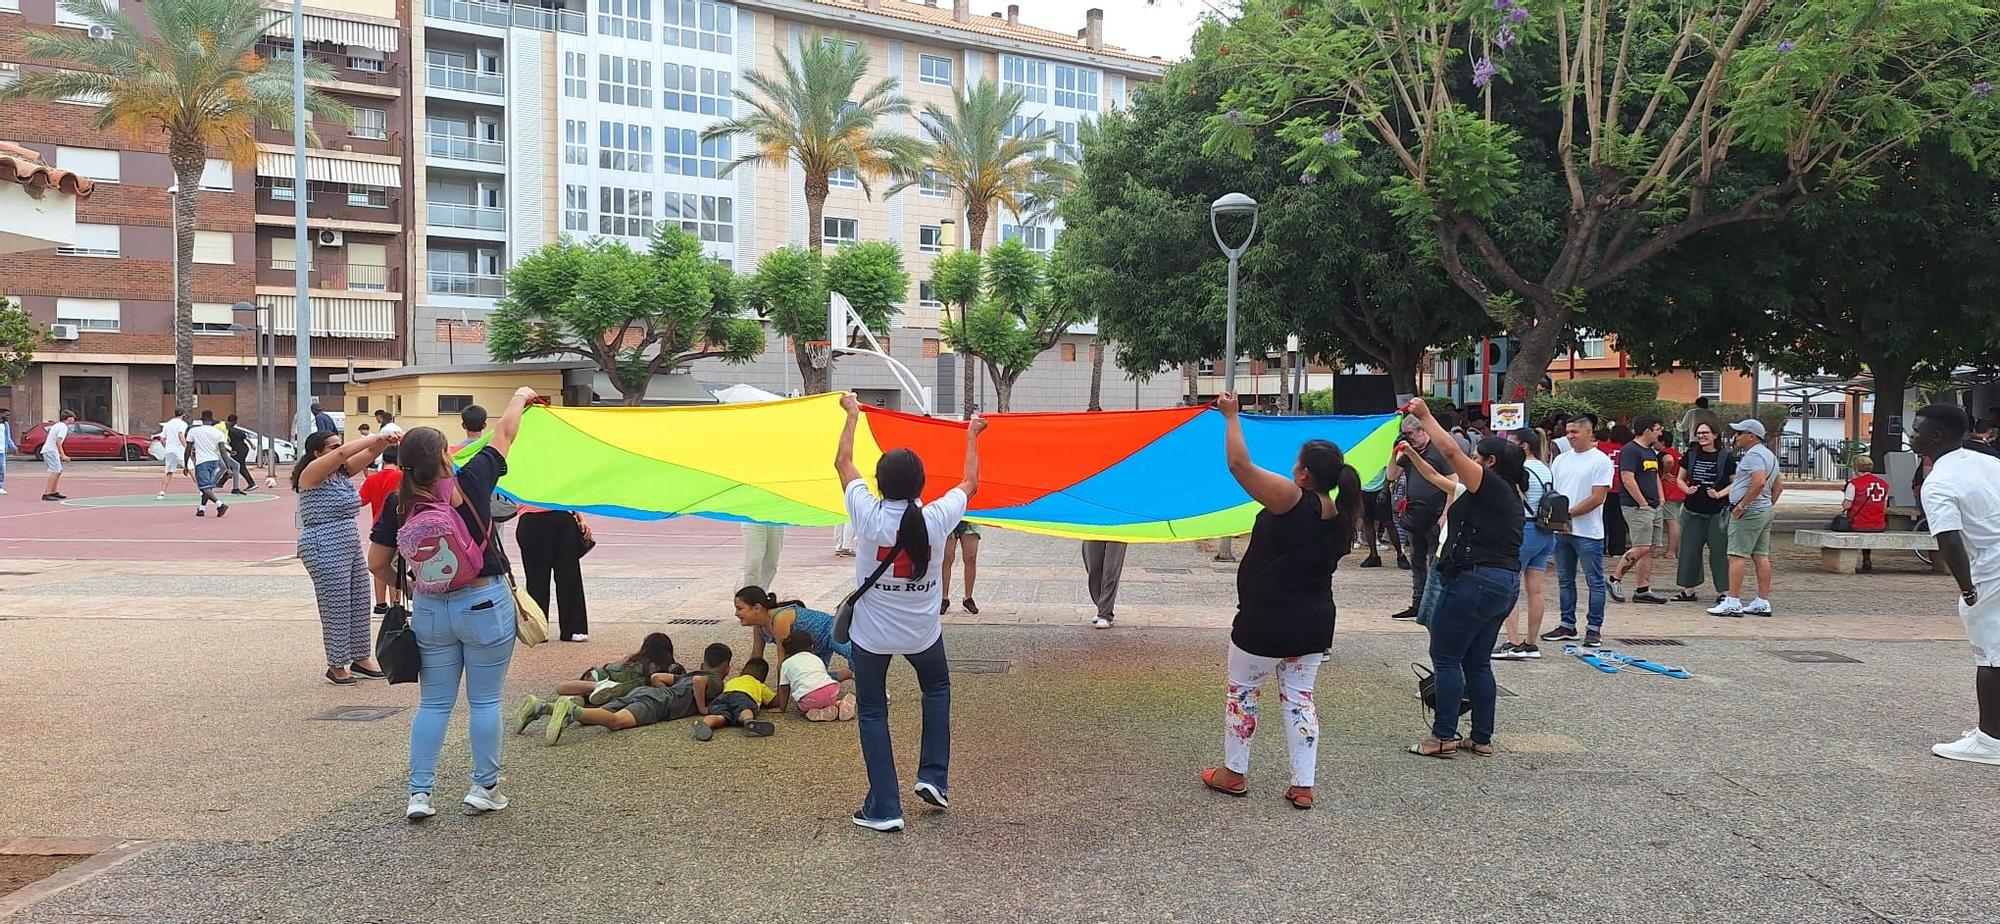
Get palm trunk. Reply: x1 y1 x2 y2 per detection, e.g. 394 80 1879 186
965 202 990 254
168 136 205 415
1086 339 1104 411
802 173 831 394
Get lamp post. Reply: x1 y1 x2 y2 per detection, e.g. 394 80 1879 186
289 0 313 442
1210 192 1259 561
229 300 275 485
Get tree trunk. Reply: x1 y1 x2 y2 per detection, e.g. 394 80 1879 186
796 340 829 396
960 323 975 417
620 385 647 406
1183 361 1197 404
1386 352 1421 402
1867 362 1909 471
965 202 990 254
1278 349 1293 414
990 362 1015 412
805 173 829 257
168 136 205 415
1500 307 1568 404
1086 339 1104 411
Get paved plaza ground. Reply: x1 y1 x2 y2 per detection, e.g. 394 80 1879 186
1 466 1995 922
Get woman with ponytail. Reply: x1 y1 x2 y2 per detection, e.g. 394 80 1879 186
733 585 851 675
1201 392 1361 811
834 393 986 832
293 427 397 686
1402 398 1527 760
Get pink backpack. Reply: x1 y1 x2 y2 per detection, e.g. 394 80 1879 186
396 477 489 595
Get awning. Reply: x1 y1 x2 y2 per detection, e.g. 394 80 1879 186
590 372 719 405
257 151 401 188
257 294 397 340
259 7 400 52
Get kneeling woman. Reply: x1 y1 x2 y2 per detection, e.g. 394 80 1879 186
735 586 852 678
1405 398 1526 759
1201 392 1361 810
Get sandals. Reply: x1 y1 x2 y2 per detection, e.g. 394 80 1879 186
1284 786 1314 810
961 598 980 615
1670 590 1699 602
1408 735 1459 759
1466 741 1496 757
1200 767 1248 797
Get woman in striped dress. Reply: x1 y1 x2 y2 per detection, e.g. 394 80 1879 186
735 587 852 676
294 429 397 685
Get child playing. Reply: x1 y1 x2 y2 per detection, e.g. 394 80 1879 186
515 642 726 746
694 657 776 740
580 632 686 705
775 629 856 721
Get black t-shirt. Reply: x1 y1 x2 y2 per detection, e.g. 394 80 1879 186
1681 447 1733 515
1619 442 1661 507
226 426 250 457
1232 491 1351 658
1400 443 1449 515
369 446 510 579
1442 473 1525 572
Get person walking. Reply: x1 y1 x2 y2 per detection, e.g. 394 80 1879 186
1497 428 1555 660
1083 540 1127 629
518 506 593 642
1404 399 1526 758
1710 420 1780 617
155 408 190 499
1386 417 1449 620
1199 392 1360 810
41 410 74 501
834 392 985 833
220 414 251 495
366 388 535 821
1909 404 2000 764
1607 415 1670 604
187 416 232 518
1672 422 1734 601
741 523 785 593
310 402 339 436
0 408 17 495
1541 414 1615 647
293 428 394 683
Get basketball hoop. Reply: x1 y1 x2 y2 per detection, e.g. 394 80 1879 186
807 340 833 370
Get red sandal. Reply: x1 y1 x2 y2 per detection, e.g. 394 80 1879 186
1200 767 1247 797
1284 786 1314 810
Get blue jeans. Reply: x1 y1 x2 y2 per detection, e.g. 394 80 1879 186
852 636 951 821
1426 565 1521 744
1555 535 1607 631
409 577 516 794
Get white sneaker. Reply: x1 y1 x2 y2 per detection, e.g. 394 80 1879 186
463 784 509 813
852 811 905 832
1707 596 1743 616
1091 616 1112 629
1932 729 2000 765
914 781 949 809
0 488 8 495
1742 598 1773 616
570 633 590 642
405 792 435 821
155 491 166 500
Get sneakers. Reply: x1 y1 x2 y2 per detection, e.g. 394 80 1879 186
693 722 715 742
838 694 857 721
1540 626 1579 642
463 784 508 814
1608 577 1628 603
1091 615 1112 629
405 792 436 822
216 503 228 518
587 678 631 705
512 694 545 736
1708 596 1744 617
852 811 905 833
1359 554 1383 568
545 696 579 746
373 603 390 615
1582 631 1603 648
1390 607 1419 621
1932 729 2000 765
1742 598 1773 616
1396 554 1412 570
41 493 59 501
1493 643 1523 661
1515 644 1542 660
155 491 167 500
1635 589 1671 604
566 633 589 642
914 781 949 809
195 507 206 517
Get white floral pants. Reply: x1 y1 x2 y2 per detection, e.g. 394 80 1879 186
1223 643 1325 787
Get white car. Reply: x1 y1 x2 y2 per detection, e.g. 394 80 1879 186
231 427 298 465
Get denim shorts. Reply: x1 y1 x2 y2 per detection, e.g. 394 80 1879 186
194 460 222 491
1519 523 1556 571
708 690 759 723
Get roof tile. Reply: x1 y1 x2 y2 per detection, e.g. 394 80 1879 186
0 141 96 198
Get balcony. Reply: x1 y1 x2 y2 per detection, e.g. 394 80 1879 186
428 271 506 297
426 62 503 96
424 0 582 33
259 264 403 293
426 133 504 164
427 201 506 232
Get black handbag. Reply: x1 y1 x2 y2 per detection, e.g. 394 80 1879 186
375 602 421 684
833 531 906 645
1413 663 1473 718
573 513 596 557
1829 513 1852 532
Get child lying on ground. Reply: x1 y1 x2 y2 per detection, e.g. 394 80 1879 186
694 657 776 740
513 643 729 746
774 629 856 722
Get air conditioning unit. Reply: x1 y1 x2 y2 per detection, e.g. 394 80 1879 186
49 323 80 341
86 24 113 40
316 229 345 247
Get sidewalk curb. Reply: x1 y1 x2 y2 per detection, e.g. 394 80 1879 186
0 838 156 919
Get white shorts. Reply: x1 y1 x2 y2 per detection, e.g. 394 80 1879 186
42 450 62 474
162 451 186 472
1961 579 2000 668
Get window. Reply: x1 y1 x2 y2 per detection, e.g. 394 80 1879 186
922 338 940 358
348 54 385 73
563 51 588 99
662 0 732 53
596 0 651 40
598 122 654 173
1573 335 1607 359
0 63 19 87
919 53 953 86
438 394 475 414
199 158 233 192
829 167 858 189
598 186 655 238
822 217 857 244
193 230 234 264
56 146 119 182
598 55 653 108
563 119 589 166
919 168 948 198
918 280 940 309
348 242 388 290
1061 342 1078 362
55 222 120 258
1001 223 1049 252
192 302 236 335
919 225 944 254
663 129 730 178
662 65 732 116
1052 120 1079 163
564 184 589 232
351 107 388 140
55 0 113 27
1053 65 1099 110
347 184 387 207
55 297 120 331
266 176 304 201
1008 115 1046 141
1000 55 1048 103
662 192 733 242
1697 370 1723 399
270 236 311 270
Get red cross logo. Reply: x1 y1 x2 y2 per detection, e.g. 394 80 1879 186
876 544 917 579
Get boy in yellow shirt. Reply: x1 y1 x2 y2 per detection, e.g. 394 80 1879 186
693 656 776 740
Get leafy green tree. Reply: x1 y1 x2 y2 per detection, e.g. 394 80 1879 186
1207 0 2000 400
0 298 46 386
928 248 983 416
938 239 1087 412
898 81 1073 251
489 229 763 405
746 241 909 394
4 0 351 413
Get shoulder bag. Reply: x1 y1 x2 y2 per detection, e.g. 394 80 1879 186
468 492 547 646
374 558 421 684
832 531 907 646
574 512 596 557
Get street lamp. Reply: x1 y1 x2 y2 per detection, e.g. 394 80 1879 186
1210 192 1258 561
229 300 277 486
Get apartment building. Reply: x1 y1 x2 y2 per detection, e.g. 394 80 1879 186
0 0 411 434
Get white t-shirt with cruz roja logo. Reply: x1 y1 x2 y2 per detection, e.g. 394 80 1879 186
842 478 968 655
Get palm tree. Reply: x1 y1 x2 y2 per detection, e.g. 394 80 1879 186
5 0 350 412
706 36 922 257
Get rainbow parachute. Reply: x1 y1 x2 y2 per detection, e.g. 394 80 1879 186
483 393 1400 543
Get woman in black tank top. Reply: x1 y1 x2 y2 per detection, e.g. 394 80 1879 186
1200 393 1361 811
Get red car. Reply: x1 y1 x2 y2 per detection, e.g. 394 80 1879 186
16 421 152 460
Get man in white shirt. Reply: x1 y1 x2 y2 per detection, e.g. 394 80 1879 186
186 419 231 518
1911 404 2000 765
155 408 190 499
41 410 74 501
1543 413 1615 646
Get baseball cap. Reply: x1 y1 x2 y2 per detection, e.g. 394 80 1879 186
1729 419 1766 438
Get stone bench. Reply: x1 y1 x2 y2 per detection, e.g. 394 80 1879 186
1794 529 1937 574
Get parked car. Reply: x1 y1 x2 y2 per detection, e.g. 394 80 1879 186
230 427 298 465
16 421 152 460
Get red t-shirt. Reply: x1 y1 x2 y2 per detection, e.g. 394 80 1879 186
1659 446 1687 502
1845 473 1890 532
359 467 403 521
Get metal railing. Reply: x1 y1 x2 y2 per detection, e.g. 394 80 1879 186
427 201 507 231
424 0 582 33
427 271 506 297
425 132 504 164
425 62 504 96
348 264 391 291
